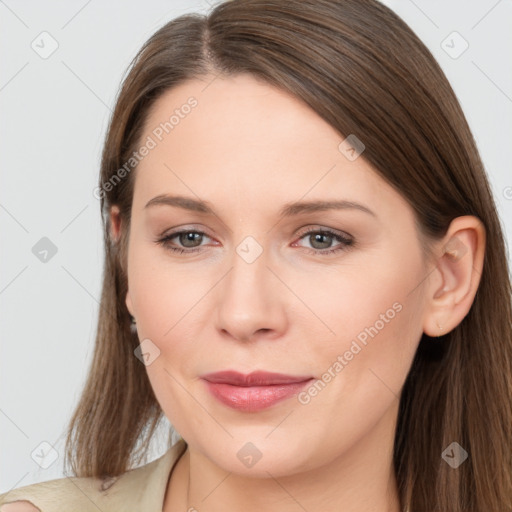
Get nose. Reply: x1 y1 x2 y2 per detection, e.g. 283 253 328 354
215 241 288 343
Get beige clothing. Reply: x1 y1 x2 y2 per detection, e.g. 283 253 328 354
0 438 187 511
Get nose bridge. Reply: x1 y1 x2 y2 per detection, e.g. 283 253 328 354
226 233 271 307
215 232 286 340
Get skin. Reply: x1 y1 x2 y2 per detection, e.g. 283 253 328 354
110 73 485 512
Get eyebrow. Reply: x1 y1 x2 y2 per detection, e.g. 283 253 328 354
144 194 376 217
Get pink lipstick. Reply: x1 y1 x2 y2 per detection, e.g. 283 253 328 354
201 370 314 412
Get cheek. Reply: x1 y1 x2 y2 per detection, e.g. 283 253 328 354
292 269 423 453
129 252 206 423
307 254 424 390
308 260 418 348
129 242 212 345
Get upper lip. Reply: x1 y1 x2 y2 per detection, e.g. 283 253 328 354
201 370 313 386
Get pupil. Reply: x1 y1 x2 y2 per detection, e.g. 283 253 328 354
181 232 201 247
312 233 331 249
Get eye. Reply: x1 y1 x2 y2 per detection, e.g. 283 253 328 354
156 229 213 254
293 227 354 255
155 226 354 256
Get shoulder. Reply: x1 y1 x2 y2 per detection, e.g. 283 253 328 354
0 502 40 512
0 438 188 512
0 474 105 512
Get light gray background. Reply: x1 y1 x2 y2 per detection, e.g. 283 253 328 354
1 0 511 492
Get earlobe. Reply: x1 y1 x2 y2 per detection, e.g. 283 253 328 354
422 216 486 337
125 290 134 317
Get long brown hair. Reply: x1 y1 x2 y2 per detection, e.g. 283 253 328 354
64 1 512 510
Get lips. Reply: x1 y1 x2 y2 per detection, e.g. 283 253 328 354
201 370 313 386
201 370 314 412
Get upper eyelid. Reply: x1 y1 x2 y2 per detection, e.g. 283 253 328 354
295 225 351 238
162 225 349 237
162 226 214 240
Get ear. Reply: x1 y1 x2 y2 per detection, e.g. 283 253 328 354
422 215 486 337
109 205 134 317
110 205 122 243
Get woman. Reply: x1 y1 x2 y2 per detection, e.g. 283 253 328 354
1 0 511 511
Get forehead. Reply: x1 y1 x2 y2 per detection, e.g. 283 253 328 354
133 73 404 219
141 72 342 161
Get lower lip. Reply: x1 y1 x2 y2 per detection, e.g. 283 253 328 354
203 379 314 412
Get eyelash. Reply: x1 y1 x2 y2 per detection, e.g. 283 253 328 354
156 227 354 256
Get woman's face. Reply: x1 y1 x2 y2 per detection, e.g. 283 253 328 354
122 73 431 477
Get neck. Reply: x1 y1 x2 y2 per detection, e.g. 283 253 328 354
164 402 402 512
